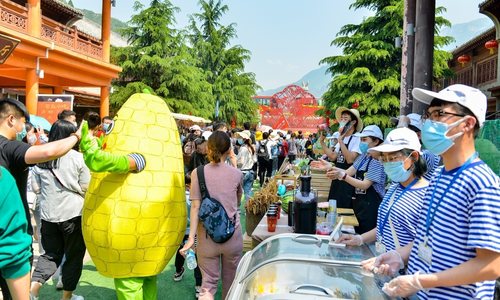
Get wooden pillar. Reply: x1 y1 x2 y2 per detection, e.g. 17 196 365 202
27 0 41 37
413 0 435 114
53 86 64 94
26 69 39 115
100 86 109 117
400 0 416 115
101 0 111 63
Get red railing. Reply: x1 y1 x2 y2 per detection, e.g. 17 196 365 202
0 0 103 60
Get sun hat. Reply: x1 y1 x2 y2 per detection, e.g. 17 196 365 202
354 125 383 141
190 124 202 131
412 84 487 127
369 127 421 153
335 107 364 132
201 131 212 141
235 130 251 140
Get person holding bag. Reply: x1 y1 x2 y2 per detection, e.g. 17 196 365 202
181 131 243 300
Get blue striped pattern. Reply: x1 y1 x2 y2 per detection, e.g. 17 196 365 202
407 161 500 299
376 182 426 251
353 154 386 198
422 149 440 181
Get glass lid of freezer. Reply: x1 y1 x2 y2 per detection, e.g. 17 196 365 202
246 233 375 277
239 260 392 300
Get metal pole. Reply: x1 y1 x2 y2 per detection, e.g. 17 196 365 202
400 0 416 115
413 0 435 114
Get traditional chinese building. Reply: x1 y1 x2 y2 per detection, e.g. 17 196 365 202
442 0 500 120
0 0 121 117
253 84 325 133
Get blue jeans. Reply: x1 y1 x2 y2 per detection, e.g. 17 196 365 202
242 171 254 202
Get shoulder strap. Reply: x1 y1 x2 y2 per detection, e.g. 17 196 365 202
196 165 210 199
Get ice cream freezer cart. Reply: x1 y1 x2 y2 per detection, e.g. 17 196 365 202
227 233 398 299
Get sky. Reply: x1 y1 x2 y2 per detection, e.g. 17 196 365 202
72 0 488 90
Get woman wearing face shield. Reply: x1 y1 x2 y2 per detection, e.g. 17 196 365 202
336 128 428 254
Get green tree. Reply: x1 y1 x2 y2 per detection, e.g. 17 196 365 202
188 0 259 124
111 0 214 119
321 0 453 128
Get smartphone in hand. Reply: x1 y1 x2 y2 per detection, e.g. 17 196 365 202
340 121 353 135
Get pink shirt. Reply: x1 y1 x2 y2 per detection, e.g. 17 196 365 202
190 162 243 229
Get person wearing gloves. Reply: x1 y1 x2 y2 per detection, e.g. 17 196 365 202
235 130 256 203
79 92 186 300
362 84 500 299
393 113 440 181
318 107 363 209
336 128 428 255
313 125 385 234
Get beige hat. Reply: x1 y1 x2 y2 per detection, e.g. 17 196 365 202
235 130 251 140
335 107 363 132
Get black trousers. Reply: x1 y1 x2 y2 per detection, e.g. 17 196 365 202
31 216 86 291
175 235 202 286
258 158 272 187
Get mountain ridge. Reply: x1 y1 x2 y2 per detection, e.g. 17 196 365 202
258 17 493 98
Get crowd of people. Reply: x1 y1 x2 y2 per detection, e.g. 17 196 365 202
0 83 498 300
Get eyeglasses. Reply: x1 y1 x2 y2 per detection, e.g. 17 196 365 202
378 153 409 163
422 109 465 121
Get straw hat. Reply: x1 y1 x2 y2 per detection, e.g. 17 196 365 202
335 107 363 132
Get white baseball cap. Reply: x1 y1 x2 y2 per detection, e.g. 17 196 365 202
326 132 340 140
190 125 202 131
369 128 421 153
235 130 251 140
354 125 383 141
412 84 487 127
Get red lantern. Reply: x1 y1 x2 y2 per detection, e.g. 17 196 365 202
352 101 359 109
457 54 471 67
485 39 498 54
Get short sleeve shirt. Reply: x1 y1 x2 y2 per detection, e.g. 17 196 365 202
0 135 33 234
376 183 426 251
334 135 361 154
407 161 500 299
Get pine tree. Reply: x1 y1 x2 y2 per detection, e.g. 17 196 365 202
320 0 453 128
110 0 213 118
188 0 259 124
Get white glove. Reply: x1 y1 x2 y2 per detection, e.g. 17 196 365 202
382 271 424 297
336 234 363 246
361 250 404 276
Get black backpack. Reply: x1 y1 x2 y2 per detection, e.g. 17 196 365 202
257 140 270 161
196 166 236 243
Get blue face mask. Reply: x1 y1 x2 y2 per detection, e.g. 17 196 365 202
237 138 244 145
383 156 412 182
338 121 347 128
15 121 27 141
421 118 464 155
102 123 110 132
359 142 369 154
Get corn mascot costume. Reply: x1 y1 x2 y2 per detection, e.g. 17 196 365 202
79 92 186 300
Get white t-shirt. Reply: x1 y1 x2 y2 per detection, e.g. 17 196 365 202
334 135 361 155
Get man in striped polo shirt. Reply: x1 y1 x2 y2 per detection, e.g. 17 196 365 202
363 84 500 299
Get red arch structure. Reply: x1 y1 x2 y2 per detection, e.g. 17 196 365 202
253 85 325 133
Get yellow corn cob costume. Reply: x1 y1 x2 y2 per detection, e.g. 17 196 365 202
82 93 186 278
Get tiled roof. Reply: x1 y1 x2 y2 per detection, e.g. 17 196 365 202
451 26 496 56
44 0 83 18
